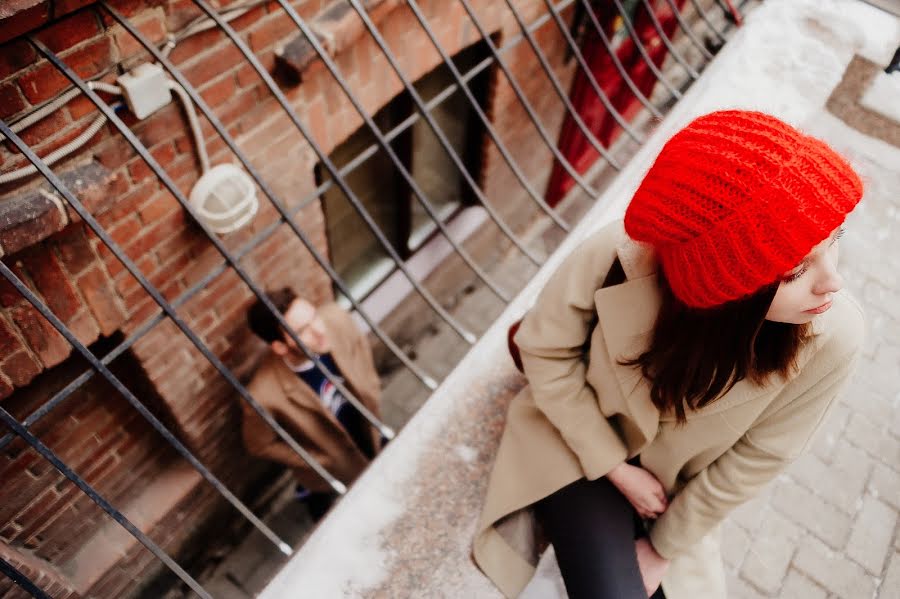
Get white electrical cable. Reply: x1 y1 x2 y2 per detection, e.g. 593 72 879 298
0 81 120 141
166 79 210 174
0 113 110 184
0 82 122 184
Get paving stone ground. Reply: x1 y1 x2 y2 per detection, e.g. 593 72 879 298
717 104 900 599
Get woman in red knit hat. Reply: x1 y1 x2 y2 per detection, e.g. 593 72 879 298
473 110 865 599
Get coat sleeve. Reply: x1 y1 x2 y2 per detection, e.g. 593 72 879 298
648 339 863 560
241 389 309 470
513 221 630 480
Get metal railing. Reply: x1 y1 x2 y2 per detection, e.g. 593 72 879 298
0 0 747 595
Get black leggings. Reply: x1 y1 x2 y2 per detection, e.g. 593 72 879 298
533 460 667 599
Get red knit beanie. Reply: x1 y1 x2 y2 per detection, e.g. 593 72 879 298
624 110 863 308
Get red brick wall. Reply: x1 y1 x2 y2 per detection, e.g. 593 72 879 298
0 0 577 594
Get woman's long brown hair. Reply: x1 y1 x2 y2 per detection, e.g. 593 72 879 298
617 269 815 425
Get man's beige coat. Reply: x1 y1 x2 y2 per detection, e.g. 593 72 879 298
472 219 864 599
241 302 382 492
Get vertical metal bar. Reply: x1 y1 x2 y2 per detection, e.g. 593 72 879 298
0 557 51 599
455 0 604 198
0 400 212 599
264 0 581 235
404 1 572 235
635 0 701 79
661 0 716 61
102 1 439 392
15 43 351 495
573 0 664 118
538 0 647 145
608 0 684 98
29 35 395 446
688 0 728 44
499 0 623 170
312 0 546 269
0 126 294 555
270 0 519 301
188 0 478 346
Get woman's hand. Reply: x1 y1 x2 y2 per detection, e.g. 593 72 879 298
635 537 670 596
605 462 669 519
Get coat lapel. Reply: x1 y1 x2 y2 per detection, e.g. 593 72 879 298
594 273 661 441
271 352 323 411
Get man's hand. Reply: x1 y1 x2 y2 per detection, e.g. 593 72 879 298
605 462 669 519
635 537 670 596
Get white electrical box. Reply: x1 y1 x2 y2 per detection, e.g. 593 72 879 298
117 63 172 120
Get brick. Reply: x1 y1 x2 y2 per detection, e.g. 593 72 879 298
8 301 71 368
137 189 180 225
167 27 224 66
728 487 772 533
181 44 242 87
199 74 237 108
0 314 22 356
845 412 900 466
235 62 260 88
18 37 116 105
31 10 101 53
66 91 100 120
107 215 141 246
126 141 177 183
845 495 896 575
0 1 50 46
76 266 125 335
84 171 131 224
0 82 27 120
103 0 166 19
118 208 186 266
771 479 852 548
0 373 12 399
54 0 97 17
112 10 167 60
248 13 297 52
97 180 157 229
0 190 68 257
789 441 869 514
274 29 328 84
1 349 42 387
19 247 81 323
131 103 185 149
215 86 263 132
53 224 97 275
794 535 877 598
779 570 826 599
724 573 767 599
868 463 900 510
94 133 136 171
65 306 100 346
884 552 900 599
5 109 70 152
0 38 37 79
230 3 268 32
738 510 801 594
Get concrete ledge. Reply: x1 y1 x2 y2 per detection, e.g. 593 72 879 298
0 161 123 257
273 0 402 84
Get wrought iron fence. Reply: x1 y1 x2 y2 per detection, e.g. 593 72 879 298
0 0 748 595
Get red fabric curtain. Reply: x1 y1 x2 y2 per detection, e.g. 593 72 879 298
545 0 687 206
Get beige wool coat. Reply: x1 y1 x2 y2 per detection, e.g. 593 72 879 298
472 219 865 599
241 302 383 492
